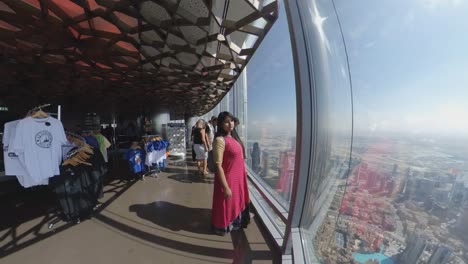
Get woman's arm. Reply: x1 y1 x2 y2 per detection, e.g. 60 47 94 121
200 129 209 151
213 137 231 198
204 131 211 150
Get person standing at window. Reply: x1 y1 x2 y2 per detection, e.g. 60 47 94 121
190 125 196 161
206 117 217 172
251 142 261 174
206 117 216 148
212 111 250 235
210 116 218 134
193 119 210 176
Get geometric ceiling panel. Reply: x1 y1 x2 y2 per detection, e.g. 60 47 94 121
0 0 278 116
179 25 206 44
140 1 171 26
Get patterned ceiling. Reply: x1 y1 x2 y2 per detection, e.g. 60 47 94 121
0 0 277 116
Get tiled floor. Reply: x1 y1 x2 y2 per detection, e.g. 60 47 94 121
0 157 280 264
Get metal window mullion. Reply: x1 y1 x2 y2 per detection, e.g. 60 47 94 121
247 168 289 222
280 0 315 259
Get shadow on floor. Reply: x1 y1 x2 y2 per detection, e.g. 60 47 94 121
0 185 55 231
0 159 137 258
129 201 213 235
163 167 198 174
168 173 214 184
231 227 280 264
96 206 278 262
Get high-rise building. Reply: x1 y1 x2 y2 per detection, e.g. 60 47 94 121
413 178 436 202
428 245 452 264
453 208 468 244
400 232 427 264
392 163 398 176
451 181 466 206
335 231 347 248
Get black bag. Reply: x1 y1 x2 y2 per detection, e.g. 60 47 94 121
50 171 81 222
50 167 95 222
50 148 104 222
207 150 215 172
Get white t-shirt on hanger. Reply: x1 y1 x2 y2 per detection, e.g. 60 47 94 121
145 149 166 166
3 120 29 176
11 117 68 185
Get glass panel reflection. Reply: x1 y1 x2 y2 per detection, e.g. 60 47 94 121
245 1 297 208
293 0 353 262
307 0 468 263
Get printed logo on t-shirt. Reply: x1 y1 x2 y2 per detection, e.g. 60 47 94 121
35 130 53 148
8 152 19 158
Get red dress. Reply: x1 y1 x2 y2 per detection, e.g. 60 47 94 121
211 137 250 233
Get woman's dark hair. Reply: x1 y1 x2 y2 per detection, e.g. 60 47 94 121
216 111 246 158
215 111 232 137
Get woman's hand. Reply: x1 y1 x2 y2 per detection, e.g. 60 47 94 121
224 186 232 199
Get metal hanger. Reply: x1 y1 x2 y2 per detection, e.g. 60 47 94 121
28 104 51 118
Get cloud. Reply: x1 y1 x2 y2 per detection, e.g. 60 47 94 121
364 41 376 49
421 0 464 9
355 103 468 138
403 11 416 29
403 104 468 135
340 65 347 78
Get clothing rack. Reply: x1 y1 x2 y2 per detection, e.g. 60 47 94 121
142 134 162 143
27 103 50 115
142 135 164 179
49 132 87 229
3 104 67 229
65 131 86 143
142 167 159 179
26 103 61 121
49 143 99 230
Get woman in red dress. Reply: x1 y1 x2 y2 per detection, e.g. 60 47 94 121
211 111 250 235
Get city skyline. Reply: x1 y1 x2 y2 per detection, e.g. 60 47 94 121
314 133 468 263
242 0 468 262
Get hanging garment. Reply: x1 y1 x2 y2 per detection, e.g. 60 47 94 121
3 120 29 176
125 149 146 174
10 117 68 187
145 140 169 168
93 133 111 162
89 145 106 199
2 120 41 187
49 147 105 222
83 136 99 149
211 137 251 234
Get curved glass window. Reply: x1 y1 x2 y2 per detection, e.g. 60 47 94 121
245 1 297 209
300 0 468 263
290 0 353 261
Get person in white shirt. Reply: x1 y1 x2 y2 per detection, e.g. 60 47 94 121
206 119 215 150
210 116 218 136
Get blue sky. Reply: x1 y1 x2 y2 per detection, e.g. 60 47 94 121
245 0 468 138
337 0 468 137
246 1 297 133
